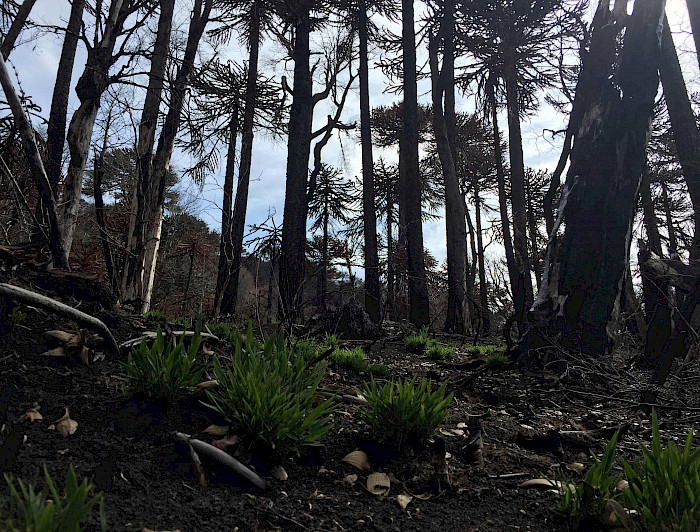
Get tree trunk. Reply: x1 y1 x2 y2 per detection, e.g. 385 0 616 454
358 0 381 324
60 0 129 256
401 0 430 327
0 53 69 269
213 116 239 317
526 178 542 288
0 0 37 59
661 182 678 256
429 5 467 334
474 181 490 334
542 0 628 237
45 0 85 193
321 206 328 311
659 14 700 261
387 188 396 320
280 1 313 319
139 0 212 314
222 4 261 318
121 0 175 305
517 0 665 358
503 62 534 333
488 77 517 299
93 108 117 291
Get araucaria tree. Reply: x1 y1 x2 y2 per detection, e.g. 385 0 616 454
517 0 666 358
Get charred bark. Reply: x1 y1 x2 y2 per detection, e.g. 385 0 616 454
0 0 37 59
222 3 261 318
279 1 313 319
45 0 85 193
401 0 430 327
358 0 381 324
0 54 69 269
121 0 175 305
516 0 665 358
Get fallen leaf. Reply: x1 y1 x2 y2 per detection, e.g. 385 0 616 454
19 409 43 422
41 347 67 358
604 499 630 527
196 380 218 389
44 330 74 343
271 465 288 481
78 346 90 365
203 425 230 436
568 462 585 474
342 450 370 471
366 472 390 496
396 493 413 510
211 434 239 452
414 493 432 500
58 448 70 455
519 478 574 492
343 474 358 485
51 408 77 437
93 352 105 362
616 479 629 491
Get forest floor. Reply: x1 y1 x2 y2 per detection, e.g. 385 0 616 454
2 304 700 531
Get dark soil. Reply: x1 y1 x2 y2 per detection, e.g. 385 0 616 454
2 304 700 531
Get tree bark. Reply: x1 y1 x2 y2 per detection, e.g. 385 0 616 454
517 0 665 358
0 53 69 269
474 181 490 333
401 0 430 327
213 116 239 317
503 61 534 333
121 0 175 305
138 0 212 314
0 0 37 59
429 3 467 334
386 181 396 320
526 177 542 288
45 0 85 193
658 14 700 261
280 1 313 319
221 4 261 318
60 0 131 256
488 77 517 301
358 0 381 324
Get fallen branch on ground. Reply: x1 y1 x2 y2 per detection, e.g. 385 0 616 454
173 432 267 491
0 283 119 354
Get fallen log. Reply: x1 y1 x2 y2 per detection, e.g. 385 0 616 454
0 283 119 354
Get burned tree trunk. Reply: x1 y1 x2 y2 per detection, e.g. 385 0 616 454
358 0 381 324
0 54 69 269
0 0 37 59
213 116 239 317
401 0 430 327
516 0 665 358
430 0 468 334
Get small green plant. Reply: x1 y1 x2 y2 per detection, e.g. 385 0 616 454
329 347 388 375
145 309 167 321
485 353 510 370
124 319 205 401
205 321 236 342
8 307 26 328
322 333 339 350
622 411 700 530
3 465 106 532
404 327 431 354
204 326 334 455
466 344 506 356
170 316 193 328
360 376 453 450
554 432 622 519
293 338 321 361
426 343 455 360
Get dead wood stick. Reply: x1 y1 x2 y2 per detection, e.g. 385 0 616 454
318 390 369 405
173 432 267 491
304 346 335 370
0 283 119 354
120 330 220 350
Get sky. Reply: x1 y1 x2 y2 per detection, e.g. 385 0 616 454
4 0 699 277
